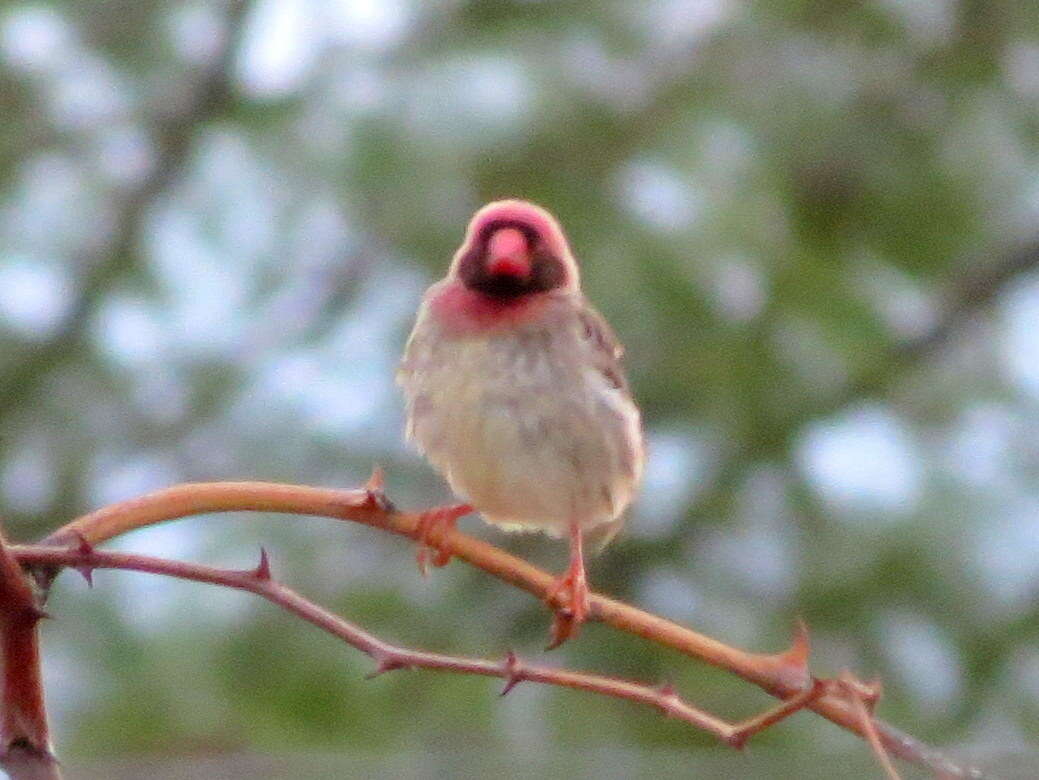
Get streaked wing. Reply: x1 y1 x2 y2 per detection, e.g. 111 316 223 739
576 302 629 392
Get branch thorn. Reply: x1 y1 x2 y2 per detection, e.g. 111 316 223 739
74 564 94 588
70 530 95 586
500 650 523 696
253 547 272 581
656 681 681 717
26 605 50 623
365 656 407 679
861 676 884 712
71 531 94 555
363 466 395 513
771 617 811 688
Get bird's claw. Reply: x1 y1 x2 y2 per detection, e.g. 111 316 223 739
415 503 472 576
545 562 589 649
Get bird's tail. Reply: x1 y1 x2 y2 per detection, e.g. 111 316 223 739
586 515 625 554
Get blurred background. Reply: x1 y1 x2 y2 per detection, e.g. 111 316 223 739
2 0 1039 777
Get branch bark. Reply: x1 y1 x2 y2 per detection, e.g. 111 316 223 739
36 478 985 778
0 527 59 780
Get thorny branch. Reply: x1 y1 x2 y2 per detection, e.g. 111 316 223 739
28 475 987 778
12 542 825 750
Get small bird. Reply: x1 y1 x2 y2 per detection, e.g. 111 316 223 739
397 200 644 646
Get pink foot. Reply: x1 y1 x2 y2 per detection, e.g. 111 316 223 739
415 504 472 576
545 529 589 649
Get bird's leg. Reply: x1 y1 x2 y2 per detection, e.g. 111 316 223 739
415 503 472 576
545 521 590 649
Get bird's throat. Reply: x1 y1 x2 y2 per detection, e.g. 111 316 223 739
429 280 552 334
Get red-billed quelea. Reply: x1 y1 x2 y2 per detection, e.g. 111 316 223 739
397 200 644 646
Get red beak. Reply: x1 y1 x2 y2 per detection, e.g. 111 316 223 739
486 228 531 279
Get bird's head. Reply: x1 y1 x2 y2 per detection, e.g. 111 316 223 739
450 200 579 299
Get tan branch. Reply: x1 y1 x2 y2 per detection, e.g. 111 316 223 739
35 477 985 778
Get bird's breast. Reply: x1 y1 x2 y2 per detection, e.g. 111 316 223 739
399 320 642 535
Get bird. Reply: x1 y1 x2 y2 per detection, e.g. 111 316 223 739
397 199 644 646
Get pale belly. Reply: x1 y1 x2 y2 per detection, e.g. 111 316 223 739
401 333 641 536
